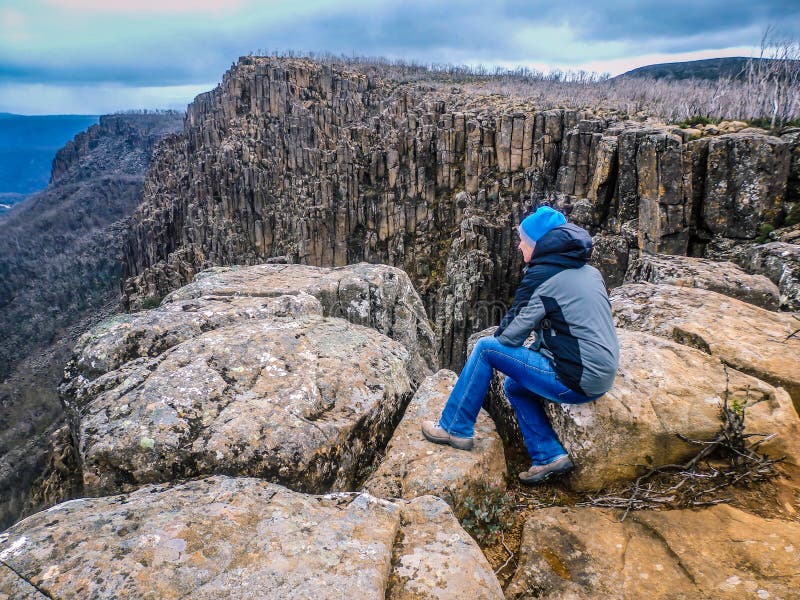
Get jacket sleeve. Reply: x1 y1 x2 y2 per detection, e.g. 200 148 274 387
494 264 553 343
495 293 546 346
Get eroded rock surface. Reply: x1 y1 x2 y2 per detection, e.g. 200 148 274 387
0 477 502 600
159 262 437 382
505 505 800 600
738 241 800 311
625 253 780 309
61 309 413 496
611 283 800 409
363 369 505 504
547 330 800 491
388 495 504 600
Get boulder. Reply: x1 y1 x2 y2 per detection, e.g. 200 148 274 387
591 234 632 289
161 262 438 382
61 292 323 379
505 505 800 599
363 370 506 505
625 253 780 309
61 312 413 496
737 242 800 311
388 495 504 599
546 329 800 491
0 477 502 600
611 283 800 410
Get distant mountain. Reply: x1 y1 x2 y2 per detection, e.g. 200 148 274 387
615 57 773 82
0 114 100 208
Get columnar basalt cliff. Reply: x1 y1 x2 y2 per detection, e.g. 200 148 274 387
123 58 799 368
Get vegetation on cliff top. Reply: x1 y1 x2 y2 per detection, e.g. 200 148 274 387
254 29 800 130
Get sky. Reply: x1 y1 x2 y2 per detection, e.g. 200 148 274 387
1 0 799 115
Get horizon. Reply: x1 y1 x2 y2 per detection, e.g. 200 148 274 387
1 0 798 115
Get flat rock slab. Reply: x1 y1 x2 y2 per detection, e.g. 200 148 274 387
505 504 800 599
363 370 506 504
611 283 800 410
388 495 504 599
62 292 324 378
625 253 779 309
546 329 800 491
61 314 413 496
162 262 437 382
0 477 502 600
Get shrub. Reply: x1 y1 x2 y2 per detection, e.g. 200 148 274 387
455 483 514 545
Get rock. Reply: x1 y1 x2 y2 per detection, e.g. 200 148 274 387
505 505 800 599
0 477 502 600
625 253 780 309
363 370 506 505
161 262 437 382
591 234 633 289
611 283 800 410
546 329 800 491
63 291 323 379
703 133 790 239
635 131 689 254
737 242 800 311
61 310 413 496
388 495 504 599
0 565 46 599
781 128 800 203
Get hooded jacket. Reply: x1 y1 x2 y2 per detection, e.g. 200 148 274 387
494 223 619 396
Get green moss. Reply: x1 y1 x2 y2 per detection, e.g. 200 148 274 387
676 115 716 129
755 223 774 244
139 296 162 310
785 203 800 227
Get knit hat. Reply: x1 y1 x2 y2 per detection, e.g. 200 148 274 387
518 206 567 246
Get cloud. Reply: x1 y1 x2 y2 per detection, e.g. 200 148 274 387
45 0 247 13
1 0 798 113
0 7 31 42
0 82 212 115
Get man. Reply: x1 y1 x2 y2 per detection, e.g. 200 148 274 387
422 206 619 483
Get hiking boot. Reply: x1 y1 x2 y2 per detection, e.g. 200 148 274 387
421 420 474 451
518 455 573 484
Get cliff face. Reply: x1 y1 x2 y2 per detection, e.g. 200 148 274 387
122 58 798 368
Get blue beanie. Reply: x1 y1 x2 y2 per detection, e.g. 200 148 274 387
518 206 567 245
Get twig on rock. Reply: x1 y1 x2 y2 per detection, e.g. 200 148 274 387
494 531 514 575
784 314 800 341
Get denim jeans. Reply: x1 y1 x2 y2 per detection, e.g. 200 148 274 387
439 336 600 465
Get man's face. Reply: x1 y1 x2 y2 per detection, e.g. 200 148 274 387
518 238 535 263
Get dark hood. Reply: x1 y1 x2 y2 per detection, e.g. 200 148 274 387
529 223 593 268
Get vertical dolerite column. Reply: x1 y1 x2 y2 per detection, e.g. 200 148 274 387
703 133 790 239
636 131 688 254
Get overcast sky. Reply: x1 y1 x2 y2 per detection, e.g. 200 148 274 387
1 0 798 115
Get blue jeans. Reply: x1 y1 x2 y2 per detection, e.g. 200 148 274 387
439 336 600 465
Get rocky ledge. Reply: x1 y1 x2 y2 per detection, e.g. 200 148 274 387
59 263 438 497
0 477 502 600
5 260 800 599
